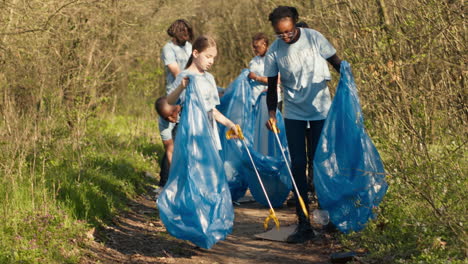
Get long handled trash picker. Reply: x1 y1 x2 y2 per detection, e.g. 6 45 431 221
226 125 280 230
268 119 309 218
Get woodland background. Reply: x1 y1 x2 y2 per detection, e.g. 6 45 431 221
0 0 465 263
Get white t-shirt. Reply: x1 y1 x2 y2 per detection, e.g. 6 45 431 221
168 70 222 149
249 56 268 104
249 56 282 105
168 70 220 112
264 28 336 120
161 41 192 92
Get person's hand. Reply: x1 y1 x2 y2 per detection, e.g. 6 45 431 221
248 72 257 81
226 124 243 140
181 76 189 89
226 123 240 139
265 111 279 133
229 124 240 139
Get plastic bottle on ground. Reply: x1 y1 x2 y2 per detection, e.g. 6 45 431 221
312 209 330 225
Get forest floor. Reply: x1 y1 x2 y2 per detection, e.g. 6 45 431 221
80 185 346 264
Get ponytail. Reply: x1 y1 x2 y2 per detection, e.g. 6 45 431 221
185 55 194 69
184 35 216 69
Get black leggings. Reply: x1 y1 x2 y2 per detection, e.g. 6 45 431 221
284 119 324 206
159 124 178 188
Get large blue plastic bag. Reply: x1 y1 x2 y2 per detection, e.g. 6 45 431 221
217 70 251 201
217 70 291 207
157 75 234 249
314 61 388 233
244 92 291 207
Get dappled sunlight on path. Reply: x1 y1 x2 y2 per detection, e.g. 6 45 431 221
81 188 341 264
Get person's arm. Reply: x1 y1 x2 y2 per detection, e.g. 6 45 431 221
266 75 279 130
263 43 279 130
213 108 236 130
162 139 174 165
167 77 188 105
213 108 239 137
167 63 181 78
248 72 268 84
326 54 342 73
162 45 179 77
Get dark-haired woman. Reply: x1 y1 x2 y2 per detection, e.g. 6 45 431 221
158 19 194 189
264 6 342 243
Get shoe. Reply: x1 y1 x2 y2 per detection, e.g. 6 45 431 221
286 223 315 243
286 195 316 243
323 222 339 233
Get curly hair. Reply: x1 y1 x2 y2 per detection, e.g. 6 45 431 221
296 21 309 28
167 19 194 42
268 6 299 25
154 96 167 116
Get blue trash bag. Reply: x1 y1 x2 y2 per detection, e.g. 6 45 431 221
244 92 291 207
217 70 251 201
217 70 292 207
313 61 388 233
157 75 234 249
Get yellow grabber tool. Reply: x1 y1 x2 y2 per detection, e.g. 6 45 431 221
268 118 309 219
226 125 280 230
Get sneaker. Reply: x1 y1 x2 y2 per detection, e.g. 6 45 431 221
286 224 316 243
323 222 339 233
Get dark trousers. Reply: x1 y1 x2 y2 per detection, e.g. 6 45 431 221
159 153 170 187
284 118 324 217
158 124 178 188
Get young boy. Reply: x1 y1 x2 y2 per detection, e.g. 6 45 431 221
155 96 182 124
154 96 181 188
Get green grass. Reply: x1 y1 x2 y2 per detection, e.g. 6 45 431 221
0 113 163 263
340 137 467 264
0 1 465 262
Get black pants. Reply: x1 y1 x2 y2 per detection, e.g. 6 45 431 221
158 124 178 188
284 119 324 215
159 153 170 187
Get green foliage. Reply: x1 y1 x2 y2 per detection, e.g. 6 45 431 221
48 115 160 225
340 135 467 263
0 209 85 264
0 0 466 263
0 113 161 262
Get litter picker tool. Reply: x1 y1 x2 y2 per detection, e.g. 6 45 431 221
226 125 280 230
268 118 309 218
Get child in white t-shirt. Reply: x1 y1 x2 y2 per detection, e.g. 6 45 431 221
167 35 239 149
248 33 282 108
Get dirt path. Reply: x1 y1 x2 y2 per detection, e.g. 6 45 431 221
81 189 343 264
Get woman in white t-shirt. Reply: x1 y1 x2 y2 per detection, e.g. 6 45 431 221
264 6 342 243
158 19 194 189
